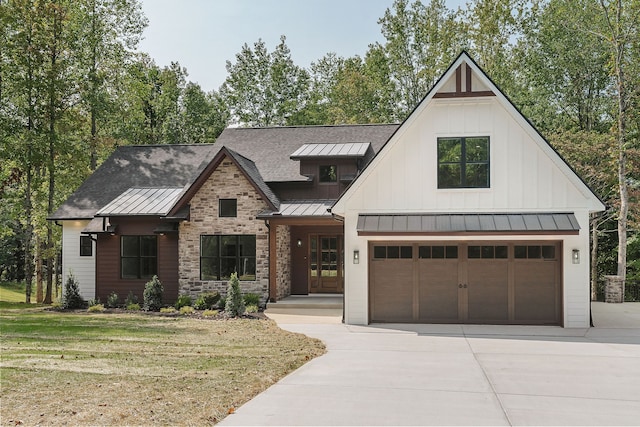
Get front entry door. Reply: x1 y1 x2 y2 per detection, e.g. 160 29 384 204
310 235 343 293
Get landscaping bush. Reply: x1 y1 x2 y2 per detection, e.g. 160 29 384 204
87 297 101 307
202 309 219 317
106 292 119 308
243 293 260 307
193 291 220 310
225 273 245 316
125 291 138 306
179 306 195 315
174 294 192 309
217 296 226 309
160 307 176 313
62 273 85 309
126 303 141 311
143 275 163 311
87 304 105 312
245 304 258 314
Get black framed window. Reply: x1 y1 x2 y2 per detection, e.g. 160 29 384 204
80 235 93 257
438 136 490 188
121 236 157 279
201 235 256 281
219 199 237 217
319 165 338 183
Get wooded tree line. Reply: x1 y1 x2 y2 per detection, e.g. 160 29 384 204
1 0 638 302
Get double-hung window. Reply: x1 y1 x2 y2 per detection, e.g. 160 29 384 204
200 235 256 281
121 235 157 279
437 136 490 188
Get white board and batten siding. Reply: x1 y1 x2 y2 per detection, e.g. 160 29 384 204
333 55 604 328
62 221 95 300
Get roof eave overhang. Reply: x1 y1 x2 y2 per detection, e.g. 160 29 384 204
357 230 580 237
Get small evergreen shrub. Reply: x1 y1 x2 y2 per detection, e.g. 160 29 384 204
174 294 192 309
243 293 260 307
88 298 101 307
202 309 219 317
160 307 176 313
125 291 138 306
245 304 259 314
217 296 226 310
193 291 220 310
179 306 195 315
87 303 105 312
106 292 119 308
225 273 245 317
126 303 141 311
62 273 85 309
143 275 163 311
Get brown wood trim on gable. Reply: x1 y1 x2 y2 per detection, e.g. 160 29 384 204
433 64 496 99
168 147 277 216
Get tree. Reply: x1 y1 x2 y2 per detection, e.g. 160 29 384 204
75 0 147 169
375 0 465 118
180 82 229 144
221 35 310 126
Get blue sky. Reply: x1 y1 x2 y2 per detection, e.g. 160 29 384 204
138 0 466 93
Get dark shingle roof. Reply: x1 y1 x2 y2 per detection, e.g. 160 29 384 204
224 148 280 210
216 124 399 182
50 144 220 220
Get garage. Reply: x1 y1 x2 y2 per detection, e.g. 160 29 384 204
369 241 562 325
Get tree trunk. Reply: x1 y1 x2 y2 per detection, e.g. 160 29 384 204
590 214 599 301
36 238 43 303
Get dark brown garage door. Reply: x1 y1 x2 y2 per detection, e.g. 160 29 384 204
369 242 562 325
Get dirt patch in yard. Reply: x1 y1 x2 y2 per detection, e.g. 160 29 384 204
0 309 326 425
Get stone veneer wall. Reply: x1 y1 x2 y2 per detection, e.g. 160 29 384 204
275 225 291 301
179 159 270 302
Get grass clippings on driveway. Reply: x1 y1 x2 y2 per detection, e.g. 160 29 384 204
0 309 325 425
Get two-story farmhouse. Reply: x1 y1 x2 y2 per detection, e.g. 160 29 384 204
50 52 605 327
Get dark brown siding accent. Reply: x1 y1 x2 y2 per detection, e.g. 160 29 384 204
96 217 179 305
271 158 360 200
466 63 472 93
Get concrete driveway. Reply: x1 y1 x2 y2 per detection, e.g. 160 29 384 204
220 303 640 426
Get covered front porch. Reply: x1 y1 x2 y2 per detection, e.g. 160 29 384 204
260 201 345 302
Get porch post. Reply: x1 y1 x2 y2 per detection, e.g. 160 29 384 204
269 222 277 302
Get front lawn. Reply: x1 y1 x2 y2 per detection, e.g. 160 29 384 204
0 308 325 425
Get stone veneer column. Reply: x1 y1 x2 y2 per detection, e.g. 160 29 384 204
275 225 291 300
178 159 270 302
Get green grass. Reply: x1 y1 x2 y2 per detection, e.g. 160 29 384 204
0 308 325 425
0 281 29 303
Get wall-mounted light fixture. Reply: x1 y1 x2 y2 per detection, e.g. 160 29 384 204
572 249 580 264
353 250 360 264
296 238 302 248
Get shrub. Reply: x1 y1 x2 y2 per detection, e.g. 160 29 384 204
193 291 220 310
160 307 176 313
217 296 226 309
125 291 138 306
180 306 195 315
126 303 141 311
62 273 85 309
87 298 101 307
202 309 219 317
106 292 119 308
87 304 105 312
245 304 259 314
174 294 192 309
143 275 163 311
225 273 245 317
243 293 260 307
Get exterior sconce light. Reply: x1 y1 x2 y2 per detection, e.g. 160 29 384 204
353 250 360 264
296 238 302 248
572 249 580 264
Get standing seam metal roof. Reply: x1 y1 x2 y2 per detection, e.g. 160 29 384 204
356 213 580 233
